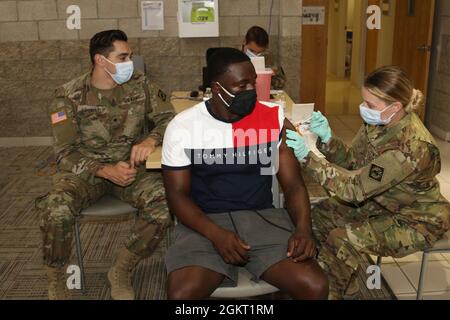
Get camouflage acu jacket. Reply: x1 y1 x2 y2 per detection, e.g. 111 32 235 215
48 70 175 184
305 112 450 238
261 50 286 90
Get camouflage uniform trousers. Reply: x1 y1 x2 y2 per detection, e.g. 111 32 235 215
36 168 172 268
312 197 431 300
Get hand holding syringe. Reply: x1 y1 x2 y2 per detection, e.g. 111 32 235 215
293 116 326 159
294 116 312 136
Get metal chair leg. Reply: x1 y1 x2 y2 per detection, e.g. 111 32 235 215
74 218 87 295
417 251 429 300
376 256 383 267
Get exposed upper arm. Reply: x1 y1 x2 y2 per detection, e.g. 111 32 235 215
162 168 192 198
277 119 306 193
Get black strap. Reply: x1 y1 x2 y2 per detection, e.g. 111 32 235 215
253 210 292 233
142 81 153 136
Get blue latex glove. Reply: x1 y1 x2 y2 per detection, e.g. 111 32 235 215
286 129 310 161
310 111 332 144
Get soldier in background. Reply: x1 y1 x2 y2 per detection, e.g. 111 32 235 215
242 26 286 90
286 66 450 299
35 30 175 300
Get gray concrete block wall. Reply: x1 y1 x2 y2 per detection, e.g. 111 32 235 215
428 0 450 137
0 0 301 138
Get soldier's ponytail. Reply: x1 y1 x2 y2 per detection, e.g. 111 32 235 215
405 89 424 113
364 66 422 114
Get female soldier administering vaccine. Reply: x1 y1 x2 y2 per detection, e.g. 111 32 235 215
286 66 450 299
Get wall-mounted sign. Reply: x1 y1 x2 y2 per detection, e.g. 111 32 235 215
141 1 164 30
178 0 219 38
302 6 325 25
190 1 215 23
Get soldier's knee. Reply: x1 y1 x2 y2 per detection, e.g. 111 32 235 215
140 188 166 207
310 200 332 219
326 228 348 250
152 215 172 233
139 191 171 225
37 191 75 227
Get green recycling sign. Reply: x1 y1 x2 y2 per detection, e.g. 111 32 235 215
191 1 215 23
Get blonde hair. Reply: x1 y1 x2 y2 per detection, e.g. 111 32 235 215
364 66 424 113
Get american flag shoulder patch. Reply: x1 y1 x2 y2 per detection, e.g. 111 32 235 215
51 110 68 125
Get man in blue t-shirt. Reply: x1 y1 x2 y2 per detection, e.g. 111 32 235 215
162 48 328 299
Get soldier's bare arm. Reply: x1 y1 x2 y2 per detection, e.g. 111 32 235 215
278 119 317 262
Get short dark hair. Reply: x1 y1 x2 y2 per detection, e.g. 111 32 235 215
206 47 250 85
245 26 269 48
89 29 128 65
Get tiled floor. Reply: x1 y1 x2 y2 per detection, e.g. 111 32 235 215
326 77 450 300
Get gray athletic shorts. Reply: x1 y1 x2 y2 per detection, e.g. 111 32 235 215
165 208 295 286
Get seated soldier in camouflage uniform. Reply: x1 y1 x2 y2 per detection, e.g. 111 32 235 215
35 30 175 300
242 26 286 90
286 66 450 299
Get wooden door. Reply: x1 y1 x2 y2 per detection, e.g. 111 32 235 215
392 0 435 120
300 0 328 113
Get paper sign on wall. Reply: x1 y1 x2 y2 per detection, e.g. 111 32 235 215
191 1 215 23
302 6 325 25
141 1 164 30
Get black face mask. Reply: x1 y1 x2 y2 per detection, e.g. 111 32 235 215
217 82 257 117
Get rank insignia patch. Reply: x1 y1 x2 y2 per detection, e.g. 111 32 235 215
369 164 385 182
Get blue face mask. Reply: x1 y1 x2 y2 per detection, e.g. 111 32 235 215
103 56 134 85
359 103 396 126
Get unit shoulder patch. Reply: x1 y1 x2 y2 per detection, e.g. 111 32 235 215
369 164 385 182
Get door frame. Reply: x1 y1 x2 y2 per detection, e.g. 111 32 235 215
300 0 370 114
300 0 437 116
300 0 329 113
